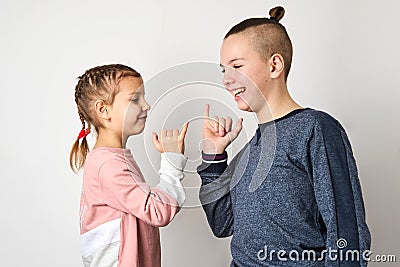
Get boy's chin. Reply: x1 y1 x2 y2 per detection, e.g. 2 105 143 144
237 102 253 112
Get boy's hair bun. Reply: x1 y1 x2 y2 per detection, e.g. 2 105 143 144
269 6 285 22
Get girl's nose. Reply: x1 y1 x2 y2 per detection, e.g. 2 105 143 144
143 100 150 111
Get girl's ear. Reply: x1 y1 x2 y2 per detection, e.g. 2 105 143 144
269 53 285 79
94 100 111 121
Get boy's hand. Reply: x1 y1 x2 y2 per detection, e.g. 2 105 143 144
152 122 189 154
202 104 242 154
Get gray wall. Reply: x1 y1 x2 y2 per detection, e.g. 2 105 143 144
0 0 398 266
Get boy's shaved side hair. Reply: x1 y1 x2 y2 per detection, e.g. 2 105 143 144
224 6 293 80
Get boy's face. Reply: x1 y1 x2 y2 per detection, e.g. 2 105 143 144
220 33 270 113
110 77 150 138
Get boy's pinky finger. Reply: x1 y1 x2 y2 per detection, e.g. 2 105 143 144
232 118 243 137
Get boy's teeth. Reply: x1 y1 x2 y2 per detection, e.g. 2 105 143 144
233 88 245 96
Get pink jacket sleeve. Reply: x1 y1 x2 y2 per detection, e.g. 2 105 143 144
97 158 181 227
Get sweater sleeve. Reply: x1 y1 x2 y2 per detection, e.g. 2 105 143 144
308 116 371 266
98 152 187 227
197 151 235 238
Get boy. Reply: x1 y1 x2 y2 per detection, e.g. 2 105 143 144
197 6 370 267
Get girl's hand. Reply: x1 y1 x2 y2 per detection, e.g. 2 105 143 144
202 104 242 154
152 122 189 154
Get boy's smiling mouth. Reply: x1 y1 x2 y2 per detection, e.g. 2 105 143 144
232 87 246 97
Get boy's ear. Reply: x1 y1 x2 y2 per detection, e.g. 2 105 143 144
269 54 285 79
94 100 111 121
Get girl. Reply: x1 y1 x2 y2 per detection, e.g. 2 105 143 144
197 6 371 267
70 64 188 267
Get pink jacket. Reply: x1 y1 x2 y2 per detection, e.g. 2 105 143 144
79 147 186 267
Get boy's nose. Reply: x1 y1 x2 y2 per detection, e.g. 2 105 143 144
223 69 235 88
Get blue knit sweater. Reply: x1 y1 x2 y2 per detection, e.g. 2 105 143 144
198 108 371 266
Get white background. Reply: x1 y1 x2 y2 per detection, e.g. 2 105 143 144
0 0 399 266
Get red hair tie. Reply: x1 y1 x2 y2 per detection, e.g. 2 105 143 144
77 128 91 139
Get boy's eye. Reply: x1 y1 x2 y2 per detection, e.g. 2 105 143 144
221 65 242 73
131 98 139 103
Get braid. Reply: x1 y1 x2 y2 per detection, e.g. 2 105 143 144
69 64 141 173
78 111 86 130
69 95 90 173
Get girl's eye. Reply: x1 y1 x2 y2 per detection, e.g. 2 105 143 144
131 98 139 103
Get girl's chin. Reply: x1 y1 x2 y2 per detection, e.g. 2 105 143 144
124 126 145 137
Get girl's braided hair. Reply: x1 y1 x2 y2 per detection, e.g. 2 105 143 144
70 64 141 173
